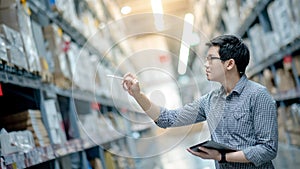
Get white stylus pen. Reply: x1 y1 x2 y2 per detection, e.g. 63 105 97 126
106 74 124 80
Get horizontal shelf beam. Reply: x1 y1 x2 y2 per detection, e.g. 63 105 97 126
2 134 126 168
247 37 300 77
27 0 112 67
237 0 272 37
0 70 140 112
273 88 300 102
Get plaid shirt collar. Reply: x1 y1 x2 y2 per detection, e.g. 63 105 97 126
219 75 248 97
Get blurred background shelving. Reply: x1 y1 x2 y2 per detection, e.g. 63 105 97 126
0 0 300 168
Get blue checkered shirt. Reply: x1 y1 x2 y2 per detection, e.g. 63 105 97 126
156 75 278 169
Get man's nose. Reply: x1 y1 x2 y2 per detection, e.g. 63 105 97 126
204 60 209 68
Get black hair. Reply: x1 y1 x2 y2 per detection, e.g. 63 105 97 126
206 35 250 77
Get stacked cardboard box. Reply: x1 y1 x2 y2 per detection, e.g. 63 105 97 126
0 0 41 73
104 151 116 169
290 0 300 37
269 105 300 147
89 158 104 169
262 69 277 94
277 107 288 144
43 99 67 145
285 104 300 146
0 110 50 147
71 48 95 92
221 0 241 34
43 24 72 89
0 129 35 156
248 24 267 63
293 55 300 76
276 68 296 93
0 35 8 63
267 0 297 47
0 24 28 70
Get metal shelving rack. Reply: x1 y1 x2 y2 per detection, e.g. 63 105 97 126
0 69 133 110
236 0 272 37
202 0 300 148
247 38 300 78
0 1 151 169
227 0 300 103
27 0 112 67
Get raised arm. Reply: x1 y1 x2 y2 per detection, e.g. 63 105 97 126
122 73 161 121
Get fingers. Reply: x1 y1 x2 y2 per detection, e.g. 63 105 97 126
187 148 208 157
123 72 136 80
122 72 139 92
198 146 209 153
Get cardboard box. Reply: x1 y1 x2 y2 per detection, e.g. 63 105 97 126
43 25 72 88
0 0 16 9
276 69 296 92
248 24 266 63
290 0 300 37
289 132 300 147
293 55 300 76
0 1 41 72
261 32 279 57
0 109 41 124
17 3 41 73
262 69 277 94
0 110 50 147
0 3 19 31
71 48 94 92
0 24 28 70
267 0 295 46
284 105 300 134
89 158 104 169
0 35 8 62
43 99 67 144
0 130 35 155
277 107 287 127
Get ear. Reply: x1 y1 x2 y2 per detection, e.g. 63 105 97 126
226 59 235 71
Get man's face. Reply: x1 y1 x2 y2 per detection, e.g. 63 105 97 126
204 46 226 82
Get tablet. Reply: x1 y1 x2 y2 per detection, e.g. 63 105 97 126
189 140 237 153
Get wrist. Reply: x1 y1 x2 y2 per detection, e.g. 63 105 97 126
219 152 227 163
217 153 222 161
133 91 143 99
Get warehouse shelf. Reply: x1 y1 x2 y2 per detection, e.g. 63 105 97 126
1 1 149 169
1 133 125 169
0 70 41 89
273 89 300 101
0 69 139 112
237 0 272 37
27 0 111 67
2 144 55 168
247 37 300 78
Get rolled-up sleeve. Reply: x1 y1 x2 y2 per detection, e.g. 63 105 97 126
243 88 278 167
155 95 208 128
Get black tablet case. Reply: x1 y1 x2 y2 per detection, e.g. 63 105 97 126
190 140 237 153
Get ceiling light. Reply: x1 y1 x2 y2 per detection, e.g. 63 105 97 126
121 6 131 15
151 0 164 31
178 13 194 75
151 0 163 14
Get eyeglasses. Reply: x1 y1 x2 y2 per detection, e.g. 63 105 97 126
206 56 222 62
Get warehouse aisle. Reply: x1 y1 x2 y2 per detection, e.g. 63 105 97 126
133 122 216 169
132 122 300 169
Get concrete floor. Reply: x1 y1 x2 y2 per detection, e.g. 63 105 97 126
130 122 300 169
